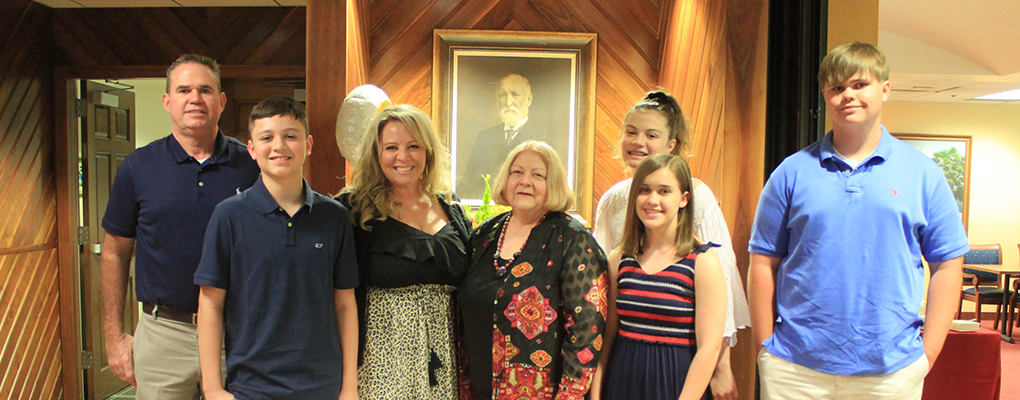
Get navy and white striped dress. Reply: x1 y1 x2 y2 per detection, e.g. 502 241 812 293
601 243 719 400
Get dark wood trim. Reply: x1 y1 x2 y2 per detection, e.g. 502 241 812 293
54 64 305 80
0 242 57 256
724 1 771 398
220 65 305 79
55 70 83 400
305 0 348 196
764 0 827 177
54 63 305 400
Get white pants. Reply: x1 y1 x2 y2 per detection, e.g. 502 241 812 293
758 347 929 400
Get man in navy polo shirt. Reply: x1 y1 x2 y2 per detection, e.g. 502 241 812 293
748 42 968 399
101 54 259 399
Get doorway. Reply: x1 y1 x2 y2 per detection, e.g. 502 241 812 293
78 79 138 400
56 67 305 399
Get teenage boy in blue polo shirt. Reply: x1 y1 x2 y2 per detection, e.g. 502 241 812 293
195 96 359 400
748 42 968 399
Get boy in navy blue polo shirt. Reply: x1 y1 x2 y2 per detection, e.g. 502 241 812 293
748 42 967 399
195 96 359 400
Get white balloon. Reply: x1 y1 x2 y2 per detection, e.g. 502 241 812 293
335 85 390 164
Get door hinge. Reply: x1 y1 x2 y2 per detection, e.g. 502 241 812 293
81 350 93 369
78 226 89 246
75 98 86 119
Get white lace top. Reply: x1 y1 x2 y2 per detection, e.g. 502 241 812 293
593 178 752 343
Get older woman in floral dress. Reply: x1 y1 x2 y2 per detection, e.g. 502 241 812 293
459 140 608 400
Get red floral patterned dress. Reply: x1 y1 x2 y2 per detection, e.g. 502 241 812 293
460 211 608 400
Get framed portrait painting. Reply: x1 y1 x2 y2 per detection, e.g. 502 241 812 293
432 29 597 222
892 133 972 230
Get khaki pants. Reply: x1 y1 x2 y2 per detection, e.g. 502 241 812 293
758 347 929 400
133 311 202 400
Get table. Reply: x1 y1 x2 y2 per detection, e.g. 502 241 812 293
962 263 1020 342
922 327 1001 400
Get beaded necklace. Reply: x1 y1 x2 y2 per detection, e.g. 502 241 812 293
493 212 545 278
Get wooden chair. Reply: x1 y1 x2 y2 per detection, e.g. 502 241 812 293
958 244 1005 328
1008 279 1020 337
1009 243 1020 336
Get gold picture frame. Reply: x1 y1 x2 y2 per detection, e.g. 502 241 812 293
892 133 972 230
432 29 597 223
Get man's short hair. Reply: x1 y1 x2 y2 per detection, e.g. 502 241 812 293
166 54 222 93
817 42 889 88
248 96 309 135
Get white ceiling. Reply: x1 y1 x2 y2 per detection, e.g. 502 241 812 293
880 0 1020 104
34 0 1020 104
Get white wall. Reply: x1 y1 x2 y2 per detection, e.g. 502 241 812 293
884 101 1020 315
118 78 172 148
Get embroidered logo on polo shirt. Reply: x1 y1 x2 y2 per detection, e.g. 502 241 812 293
893 188 898 196
315 243 324 248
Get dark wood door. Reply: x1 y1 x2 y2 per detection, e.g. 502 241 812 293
80 80 137 400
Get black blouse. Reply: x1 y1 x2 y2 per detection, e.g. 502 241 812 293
336 193 472 361
459 211 608 400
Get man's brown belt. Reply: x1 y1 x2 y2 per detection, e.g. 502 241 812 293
142 303 198 325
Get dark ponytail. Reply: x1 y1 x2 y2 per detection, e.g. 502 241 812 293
626 90 689 157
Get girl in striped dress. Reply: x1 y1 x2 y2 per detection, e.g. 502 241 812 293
589 154 727 400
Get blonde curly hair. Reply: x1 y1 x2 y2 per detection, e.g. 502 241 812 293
344 104 452 230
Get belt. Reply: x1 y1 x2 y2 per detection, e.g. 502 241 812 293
142 303 197 325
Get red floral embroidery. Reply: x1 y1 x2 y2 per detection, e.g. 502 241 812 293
497 365 553 400
586 272 608 319
506 341 519 361
505 286 557 340
511 262 533 278
576 348 594 364
555 370 595 400
530 350 552 368
493 328 505 376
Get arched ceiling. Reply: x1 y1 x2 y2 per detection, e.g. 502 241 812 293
880 0 1020 103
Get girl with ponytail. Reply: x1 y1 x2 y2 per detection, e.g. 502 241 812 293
591 90 750 399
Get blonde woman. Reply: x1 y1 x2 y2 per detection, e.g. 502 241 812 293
337 104 471 399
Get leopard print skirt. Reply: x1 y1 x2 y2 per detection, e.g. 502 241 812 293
358 284 459 400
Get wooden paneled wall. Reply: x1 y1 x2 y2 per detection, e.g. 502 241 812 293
660 0 727 194
347 0 371 91
363 0 668 207
346 0 767 396
0 1 61 399
51 7 306 67
306 1 350 194
724 0 770 396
